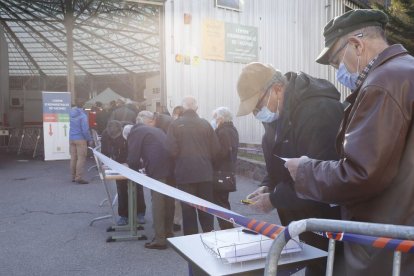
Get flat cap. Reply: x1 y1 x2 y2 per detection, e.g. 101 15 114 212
236 62 276 116
316 9 388 64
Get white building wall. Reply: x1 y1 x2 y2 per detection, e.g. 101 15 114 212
164 0 361 144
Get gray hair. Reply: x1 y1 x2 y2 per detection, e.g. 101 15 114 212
182 96 198 111
213 107 233 122
136 110 154 124
122 124 133 140
268 69 288 89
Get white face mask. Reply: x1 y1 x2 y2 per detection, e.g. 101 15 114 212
254 91 279 123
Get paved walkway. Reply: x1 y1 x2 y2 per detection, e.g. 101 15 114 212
0 152 282 276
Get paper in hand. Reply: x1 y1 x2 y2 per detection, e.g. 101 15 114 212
273 154 290 163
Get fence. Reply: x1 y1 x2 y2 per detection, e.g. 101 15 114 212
265 218 414 276
5 127 43 158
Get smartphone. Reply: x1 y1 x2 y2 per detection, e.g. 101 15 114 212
241 199 254 205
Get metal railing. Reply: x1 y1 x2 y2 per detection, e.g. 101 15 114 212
6 127 43 158
265 219 414 276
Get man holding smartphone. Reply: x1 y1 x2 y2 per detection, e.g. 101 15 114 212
237 62 344 275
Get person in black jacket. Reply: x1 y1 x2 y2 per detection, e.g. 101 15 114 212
127 111 174 250
101 120 146 226
211 107 239 230
237 62 344 276
108 98 137 124
166 96 220 236
95 101 109 135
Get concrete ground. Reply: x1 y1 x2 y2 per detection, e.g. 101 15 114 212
0 152 285 276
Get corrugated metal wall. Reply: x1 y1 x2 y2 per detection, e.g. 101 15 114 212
164 0 361 144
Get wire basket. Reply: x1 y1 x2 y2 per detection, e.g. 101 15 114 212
200 228 303 264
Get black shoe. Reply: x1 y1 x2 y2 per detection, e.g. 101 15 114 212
173 224 181 232
76 179 89 184
72 179 75 182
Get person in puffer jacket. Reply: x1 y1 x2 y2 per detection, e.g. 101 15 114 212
69 100 92 184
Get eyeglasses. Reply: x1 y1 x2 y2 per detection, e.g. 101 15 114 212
328 41 348 68
253 89 271 115
328 33 364 68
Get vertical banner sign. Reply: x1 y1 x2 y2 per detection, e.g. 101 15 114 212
42 92 71 161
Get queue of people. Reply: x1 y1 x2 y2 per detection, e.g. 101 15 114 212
67 8 414 275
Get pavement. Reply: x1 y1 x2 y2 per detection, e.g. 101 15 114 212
0 152 283 276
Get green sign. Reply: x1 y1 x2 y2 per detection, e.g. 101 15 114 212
225 23 258 63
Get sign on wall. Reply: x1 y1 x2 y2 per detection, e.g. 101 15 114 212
42 92 71 161
202 19 258 63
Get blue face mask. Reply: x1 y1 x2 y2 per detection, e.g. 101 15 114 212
336 44 360 91
210 119 217 129
255 106 279 123
336 62 359 90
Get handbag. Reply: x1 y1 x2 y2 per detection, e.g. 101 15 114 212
213 171 236 192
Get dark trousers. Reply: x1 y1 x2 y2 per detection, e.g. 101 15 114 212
178 182 214 236
116 179 146 218
213 190 234 230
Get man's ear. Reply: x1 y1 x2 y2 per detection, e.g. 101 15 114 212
273 84 283 96
348 37 364 56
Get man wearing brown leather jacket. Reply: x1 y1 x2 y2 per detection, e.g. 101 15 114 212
286 9 414 276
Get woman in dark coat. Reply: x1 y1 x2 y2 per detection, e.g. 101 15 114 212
211 107 239 230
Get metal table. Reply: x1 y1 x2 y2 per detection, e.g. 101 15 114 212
167 228 327 276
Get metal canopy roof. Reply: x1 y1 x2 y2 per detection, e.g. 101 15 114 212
0 0 161 76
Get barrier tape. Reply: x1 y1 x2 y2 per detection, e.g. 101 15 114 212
319 232 414 253
93 149 414 253
93 149 285 239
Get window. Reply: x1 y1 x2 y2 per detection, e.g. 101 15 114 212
215 0 244 12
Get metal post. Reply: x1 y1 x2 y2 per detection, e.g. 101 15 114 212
64 0 76 104
264 229 289 276
392 251 401 276
158 3 167 109
325 239 336 276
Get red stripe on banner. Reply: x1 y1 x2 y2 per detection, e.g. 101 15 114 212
396 240 414 253
373 237 391 248
254 222 266 232
270 227 284 239
247 219 257 229
262 224 275 236
326 232 343 241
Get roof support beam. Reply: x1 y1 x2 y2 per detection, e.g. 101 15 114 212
0 20 44 76
23 0 158 65
0 0 89 76
64 0 76 103
4 0 135 75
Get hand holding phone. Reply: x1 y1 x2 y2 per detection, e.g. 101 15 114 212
241 199 254 205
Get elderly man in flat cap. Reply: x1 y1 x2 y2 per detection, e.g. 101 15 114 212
236 62 344 275
285 9 414 276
